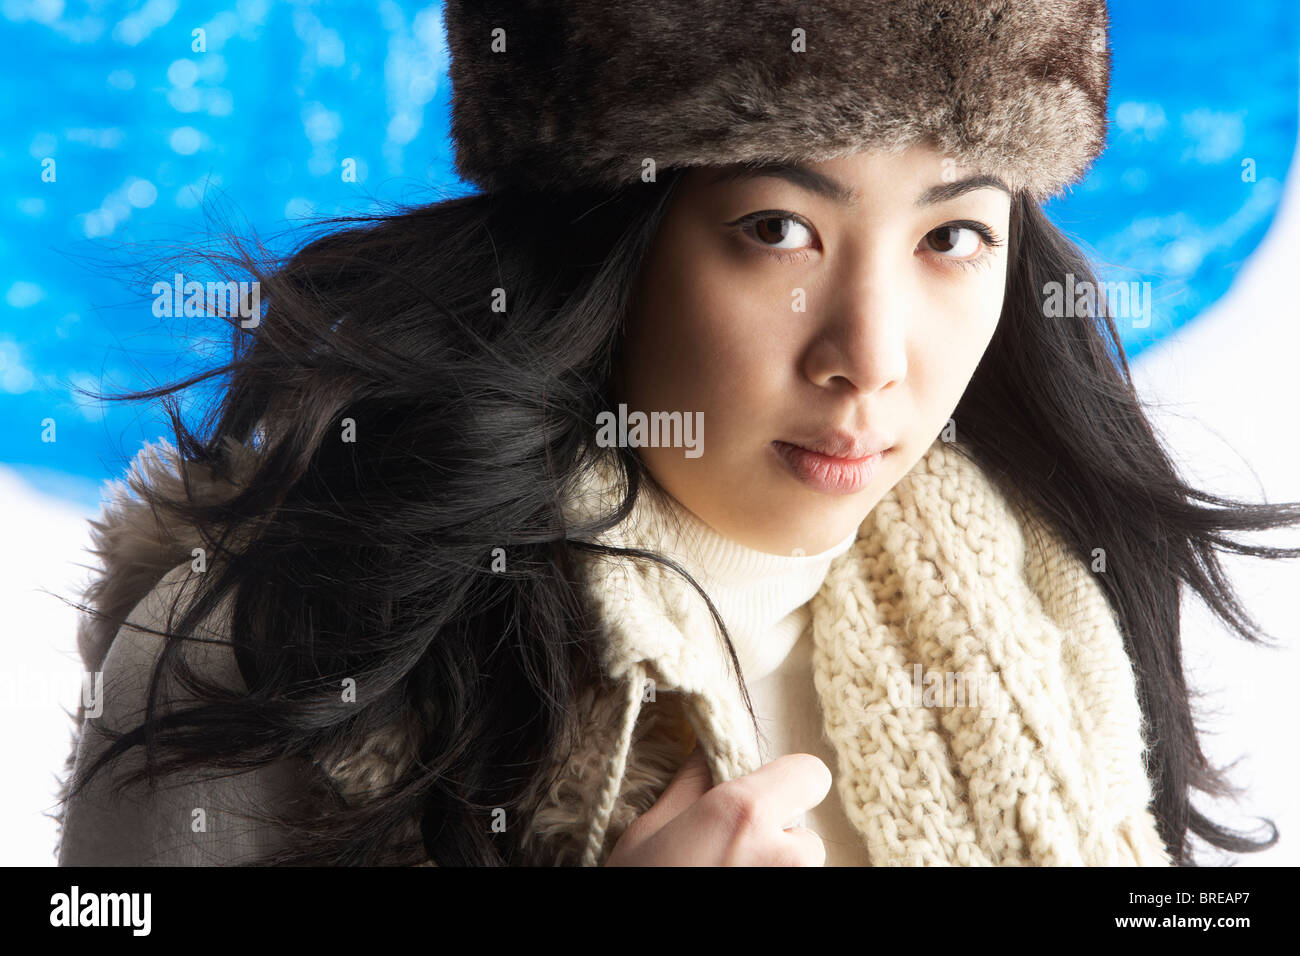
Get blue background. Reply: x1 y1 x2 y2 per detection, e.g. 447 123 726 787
1 0 1296 509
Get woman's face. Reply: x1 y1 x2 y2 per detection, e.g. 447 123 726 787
614 144 1012 555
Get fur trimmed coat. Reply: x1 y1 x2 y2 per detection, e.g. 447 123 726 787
54 436 1172 866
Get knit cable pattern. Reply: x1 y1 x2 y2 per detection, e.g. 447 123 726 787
807 439 1171 865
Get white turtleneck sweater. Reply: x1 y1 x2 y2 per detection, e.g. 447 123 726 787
635 486 874 866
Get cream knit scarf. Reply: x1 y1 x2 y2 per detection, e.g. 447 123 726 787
537 436 1173 866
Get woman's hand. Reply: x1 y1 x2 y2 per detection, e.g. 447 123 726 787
604 743 832 866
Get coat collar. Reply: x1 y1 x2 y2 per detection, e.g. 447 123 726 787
558 446 781 861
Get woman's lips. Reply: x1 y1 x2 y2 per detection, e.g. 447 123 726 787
771 440 887 495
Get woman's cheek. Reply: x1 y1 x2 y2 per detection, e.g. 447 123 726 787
683 278 773 367
938 263 1005 340
911 283 992 389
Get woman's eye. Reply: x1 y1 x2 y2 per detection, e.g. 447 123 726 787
925 225 981 257
750 215 813 249
728 211 816 262
920 221 1002 269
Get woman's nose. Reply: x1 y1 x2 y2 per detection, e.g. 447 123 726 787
802 283 909 393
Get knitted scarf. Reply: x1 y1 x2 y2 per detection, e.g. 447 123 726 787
538 436 1173 866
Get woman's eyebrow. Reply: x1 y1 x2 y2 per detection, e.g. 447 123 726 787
706 162 1011 207
919 174 1012 206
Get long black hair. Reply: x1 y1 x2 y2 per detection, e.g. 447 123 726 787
55 167 1300 866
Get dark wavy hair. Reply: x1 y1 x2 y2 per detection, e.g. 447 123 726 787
55 164 1300 867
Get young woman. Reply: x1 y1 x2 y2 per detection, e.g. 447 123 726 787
55 0 1300 866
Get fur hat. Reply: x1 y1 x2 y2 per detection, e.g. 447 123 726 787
443 0 1111 202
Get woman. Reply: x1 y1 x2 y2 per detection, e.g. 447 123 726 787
54 0 1299 866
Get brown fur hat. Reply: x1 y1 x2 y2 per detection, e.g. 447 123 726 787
443 0 1111 203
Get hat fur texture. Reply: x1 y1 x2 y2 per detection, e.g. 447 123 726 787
444 0 1111 202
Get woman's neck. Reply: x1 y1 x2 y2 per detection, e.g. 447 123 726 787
630 482 859 681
